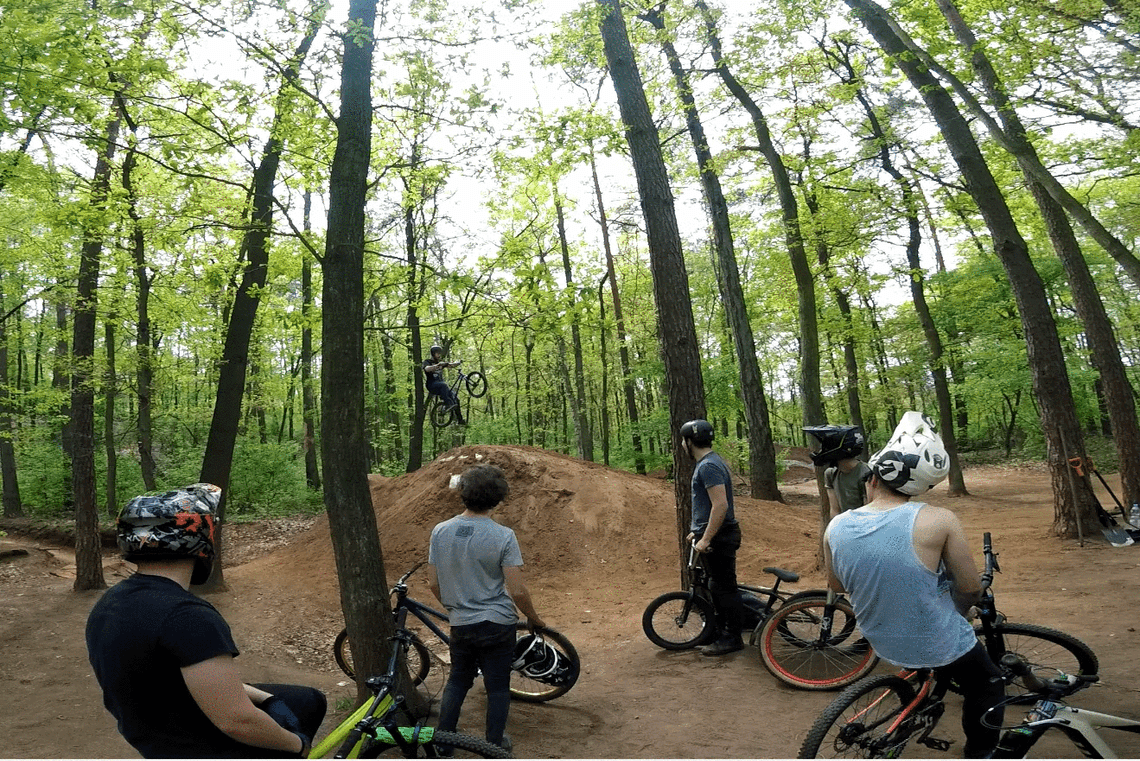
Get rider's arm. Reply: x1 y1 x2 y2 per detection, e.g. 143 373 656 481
182 655 305 755
503 565 546 629
426 563 444 607
823 528 847 593
694 483 729 553
937 510 982 616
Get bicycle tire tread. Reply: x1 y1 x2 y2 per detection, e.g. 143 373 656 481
360 729 512 758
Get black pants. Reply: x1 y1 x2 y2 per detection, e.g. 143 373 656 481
703 522 747 638
241 683 327 757
934 643 1005 758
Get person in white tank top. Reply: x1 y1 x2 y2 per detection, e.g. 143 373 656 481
823 412 1005 758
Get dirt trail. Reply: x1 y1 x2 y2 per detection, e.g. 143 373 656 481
2 446 1139 758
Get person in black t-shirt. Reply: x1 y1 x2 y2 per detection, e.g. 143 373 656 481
423 344 465 424
86 483 326 758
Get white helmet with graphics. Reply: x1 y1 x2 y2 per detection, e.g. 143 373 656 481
869 411 949 495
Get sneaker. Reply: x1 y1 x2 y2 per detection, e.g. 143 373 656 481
699 635 744 656
488 734 512 753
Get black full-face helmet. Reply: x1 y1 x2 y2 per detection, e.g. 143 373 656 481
679 419 715 447
803 425 865 466
117 483 221 585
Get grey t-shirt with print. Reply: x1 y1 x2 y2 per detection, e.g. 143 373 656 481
429 515 523 626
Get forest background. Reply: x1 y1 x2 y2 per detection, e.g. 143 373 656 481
1 0 1138 567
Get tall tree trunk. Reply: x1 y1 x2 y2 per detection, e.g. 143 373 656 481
846 0 1100 537
589 145 644 473
53 294 72 507
404 177 427 473
935 0 1140 510
123 142 158 490
697 0 824 540
104 320 118 517
0 275 23 518
597 276 612 466
199 16 323 589
73 104 122 592
887 4 1140 290
301 193 320 490
554 190 593 461
823 42 968 495
597 0 707 579
321 0 401 708
642 5 781 501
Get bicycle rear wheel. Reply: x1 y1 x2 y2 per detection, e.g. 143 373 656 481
334 628 432 687
798 674 916 758
429 399 454 428
759 596 879 691
978 622 1098 694
360 729 512 758
642 591 717 650
465 371 487 398
509 624 580 703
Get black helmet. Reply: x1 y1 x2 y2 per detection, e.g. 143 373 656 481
117 483 221 585
429 344 444 357
512 633 577 686
679 419 714 447
803 425 865 466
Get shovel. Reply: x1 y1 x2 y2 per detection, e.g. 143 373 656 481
1068 456 1134 547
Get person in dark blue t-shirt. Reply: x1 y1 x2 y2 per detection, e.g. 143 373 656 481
86 484 326 758
680 419 748 656
423 344 466 425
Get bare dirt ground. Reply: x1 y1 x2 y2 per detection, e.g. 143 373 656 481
3 444 1140 759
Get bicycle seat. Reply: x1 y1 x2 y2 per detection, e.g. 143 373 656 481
762 567 800 583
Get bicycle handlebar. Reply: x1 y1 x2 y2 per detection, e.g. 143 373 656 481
980 531 999 591
1000 653 1098 699
394 562 426 590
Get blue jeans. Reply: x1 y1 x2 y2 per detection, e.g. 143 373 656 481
427 379 458 408
438 620 515 746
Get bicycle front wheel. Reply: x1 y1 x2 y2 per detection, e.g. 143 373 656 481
642 591 717 650
465 371 487 398
359 729 512 758
429 399 454 428
978 622 1098 694
759 596 878 691
798 674 916 758
333 628 432 687
509 624 580 703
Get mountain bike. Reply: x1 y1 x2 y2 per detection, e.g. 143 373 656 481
429 363 487 428
311 603 511 758
988 655 1138 758
334 564 580 703
642 544 879 690
797 532 1099 758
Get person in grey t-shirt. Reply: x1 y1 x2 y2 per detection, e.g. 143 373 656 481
428 464 546 752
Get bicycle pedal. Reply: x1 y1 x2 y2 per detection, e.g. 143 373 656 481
919 737 952 752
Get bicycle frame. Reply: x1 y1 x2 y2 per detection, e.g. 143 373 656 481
1004 703 1140 759
313 607 435 759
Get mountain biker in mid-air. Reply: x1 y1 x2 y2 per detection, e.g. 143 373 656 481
423 344 466 425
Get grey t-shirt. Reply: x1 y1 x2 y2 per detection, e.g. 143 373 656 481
825 461 872 514
429 515 523 626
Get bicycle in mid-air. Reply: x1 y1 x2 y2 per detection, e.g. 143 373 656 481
311 601 511 758
429 362 487 429
797 532 1100 758
334 564 580 704
642 543 880 691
